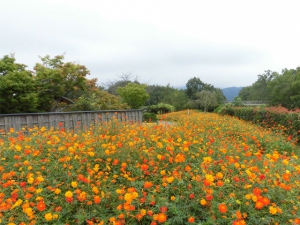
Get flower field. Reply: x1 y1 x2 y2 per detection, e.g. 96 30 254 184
0 110 300 225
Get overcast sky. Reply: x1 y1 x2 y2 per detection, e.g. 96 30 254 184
1 0 300 88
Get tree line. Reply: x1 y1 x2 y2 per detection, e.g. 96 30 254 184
0 54 226 114
238 68 300 109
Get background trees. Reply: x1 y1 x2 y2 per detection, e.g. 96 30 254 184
185 77 205 100
10 53 300 114
195 90 218 112
67 78 129 111
117 83 149 109
238 70 274 101
34 55 89 112
0 55 38 114
238 68 300 109
185 77 226 111
146 84 188 111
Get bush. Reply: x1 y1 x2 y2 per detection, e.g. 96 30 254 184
148 103 175 114
143 112 158 122
219 105 300 145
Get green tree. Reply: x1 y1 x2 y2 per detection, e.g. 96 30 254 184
34 55 89 112
185 77 225 109
268 68 300 109
117 83 149 108
148 103 175 114
146 85 166 105
195 90 218 112
68 78 129 111
0 55 38 114
232 96 244 106
238 70 274 101
146 84 188 111
104 73 140 95
186 77 205 100
238 86 252 100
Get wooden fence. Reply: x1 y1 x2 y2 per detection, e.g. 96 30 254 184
225 101 269 106
242 101 269 106
0 110 143 133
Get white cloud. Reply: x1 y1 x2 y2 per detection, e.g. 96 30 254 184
1 0 300 88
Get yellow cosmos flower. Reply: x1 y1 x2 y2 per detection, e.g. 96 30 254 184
166 176 174 183
205 174 214 183
54 188 61 195
27 177 34 184
93 186 99 194
216 172 223 179
200 199 207 206
140 209 147 216
45 212 53 221
203 156 212 164
36 188 43 194
65 191 73 198
71 181 78 188
269 206 277 215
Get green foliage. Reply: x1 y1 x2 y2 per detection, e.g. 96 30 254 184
104 73 140 95
34 55 89 112
195 90 218 112
0 55 39 114
239 67 300 109
146 85 189 111
148 103 175 114
67 78 129 111
117 83 149 109
69 92 129 111
232 96 244 106
185 77 205 100
238 70 274 101
142 112 158 122
268 67 300 109
185 77 226 111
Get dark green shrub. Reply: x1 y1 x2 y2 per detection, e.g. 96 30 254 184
143 112 158 122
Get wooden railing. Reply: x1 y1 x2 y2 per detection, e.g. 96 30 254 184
0 110 142 134
242 101 269 105
225 101 269 106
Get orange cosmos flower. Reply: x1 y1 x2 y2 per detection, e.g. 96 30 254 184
36 200 46 211
112 159 119 165
188 216 195 223
175 153 185 163
200 199 207 206
156 213 167 223
235 210 243 220
216 180 224 187
261 197 270 206
66 197 73 203
141 164 149 171
206 194 213 201
185 165 192 172
160 206 168 213
94 195 101 204
144 181 153 189
255 200 264 210
252 187 262 196
218 203 227 213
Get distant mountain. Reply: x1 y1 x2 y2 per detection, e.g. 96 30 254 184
221 87 243 102
175 86 243 102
